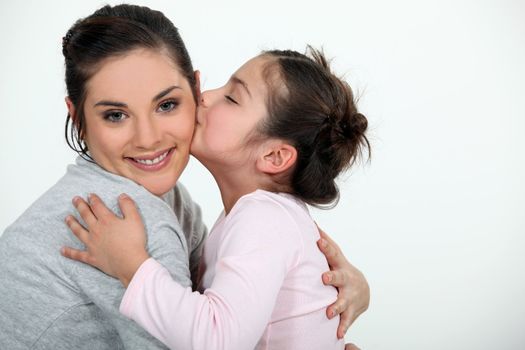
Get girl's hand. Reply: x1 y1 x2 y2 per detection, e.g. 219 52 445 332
61 193 150 287
317 228 370 339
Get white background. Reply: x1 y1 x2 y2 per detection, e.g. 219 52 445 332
1 0 524 349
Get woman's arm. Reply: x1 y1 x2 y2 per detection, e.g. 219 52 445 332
163 184 208 289
317 229 370 338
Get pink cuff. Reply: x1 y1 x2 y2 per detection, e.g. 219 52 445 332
119 257 161 317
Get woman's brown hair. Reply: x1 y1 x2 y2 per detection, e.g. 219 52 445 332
62 4 196 160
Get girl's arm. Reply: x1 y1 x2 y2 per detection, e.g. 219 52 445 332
63 194 370 341
164 183 369 337
166 184 368 338
62 195 301 349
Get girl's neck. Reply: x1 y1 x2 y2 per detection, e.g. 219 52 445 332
202 153 294 215
214 173 261 215
207 164 269 215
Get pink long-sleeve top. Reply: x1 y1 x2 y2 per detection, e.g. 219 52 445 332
120 190 344 350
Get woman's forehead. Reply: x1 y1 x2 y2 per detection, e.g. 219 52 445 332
85 49 191 102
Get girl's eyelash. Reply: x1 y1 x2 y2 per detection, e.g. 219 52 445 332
225 95 238 104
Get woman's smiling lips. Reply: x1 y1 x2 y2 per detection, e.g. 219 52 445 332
125 147 175 172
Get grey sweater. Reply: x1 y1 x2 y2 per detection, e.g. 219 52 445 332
0 157 207 349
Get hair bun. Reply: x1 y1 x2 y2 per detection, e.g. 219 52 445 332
348 112 368 136
328 110 367 143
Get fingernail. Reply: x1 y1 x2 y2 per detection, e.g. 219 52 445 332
320 238 327 248
119 193 128 200
72 196 80 206
325 273 332 282
88 193 94 202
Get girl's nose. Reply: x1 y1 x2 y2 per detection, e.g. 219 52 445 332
199 88 221 108
199 90 209 107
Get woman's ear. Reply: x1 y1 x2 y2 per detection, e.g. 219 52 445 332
65 97 85 141
65 96 76 120
256 142 297 175
194 70 201 102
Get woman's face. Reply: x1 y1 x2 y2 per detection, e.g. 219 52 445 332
191 55 269 169
78 49 196 196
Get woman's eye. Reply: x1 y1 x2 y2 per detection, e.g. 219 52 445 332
225 95 238 105
104 111 127 123
157 100 179 113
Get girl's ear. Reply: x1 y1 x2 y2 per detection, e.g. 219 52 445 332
256 142 297 175
194 70 201 102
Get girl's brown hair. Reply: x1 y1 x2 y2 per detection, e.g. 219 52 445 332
259 47 370 207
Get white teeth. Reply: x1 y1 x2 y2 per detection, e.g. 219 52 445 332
135 150 169 166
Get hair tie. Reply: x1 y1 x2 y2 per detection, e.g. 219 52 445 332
325 113 354 140
62 30 74 55
339 119 352 138
324 113 334 126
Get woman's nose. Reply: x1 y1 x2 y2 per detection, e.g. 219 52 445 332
134 117 161 149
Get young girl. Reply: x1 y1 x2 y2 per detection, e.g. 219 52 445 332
63 47 370 349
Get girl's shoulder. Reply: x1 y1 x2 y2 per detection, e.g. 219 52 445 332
224 190 315 245
233 189 309 220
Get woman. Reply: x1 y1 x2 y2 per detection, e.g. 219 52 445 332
0 4 368 349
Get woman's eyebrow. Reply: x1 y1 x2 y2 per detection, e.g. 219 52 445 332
152 85 181 102
93 100 127 108
230 76 251 98
93 86 181 108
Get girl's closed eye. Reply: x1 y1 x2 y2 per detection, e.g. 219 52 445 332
103 111 127 123
225 95 239 105
156 99 180 113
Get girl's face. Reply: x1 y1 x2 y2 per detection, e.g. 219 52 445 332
191 55 270 169
77 49 196 196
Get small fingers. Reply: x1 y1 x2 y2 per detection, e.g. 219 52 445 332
322 270 348 287
337 311 355 339
72 196 97 228
317 227 339 248
88 193 115 221
118 194 141 221
326 296 350 319
65 215 90 245
318 238 340 265
60 246 96 267
345 343 361 350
